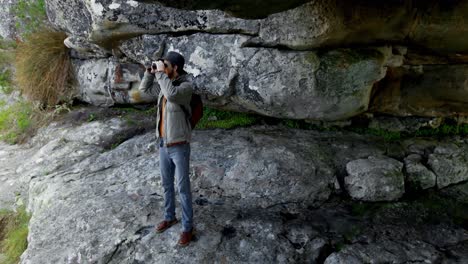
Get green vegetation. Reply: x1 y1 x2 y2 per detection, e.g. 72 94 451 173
87 113 96 122
11 0 47 38
196 107 259 129
0 100 34 144
0 98 62 144
0 205 31 264
15 28 74 106
279 117 468 141
414 123 468 137
350 201 386 217
0 38 16 95
343 225 362 243
180 107 468 140
0 69 14 95
347 127 402 141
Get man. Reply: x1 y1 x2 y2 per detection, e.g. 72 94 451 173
139 51 194 246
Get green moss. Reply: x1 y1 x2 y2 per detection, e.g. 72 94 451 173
343 225 362 243
350 202 385 217
0 205 31 264
0 100 33 144
196 107 259 129
348 127 401 141
414 124 468 137
87 113 96 122
12 0 47 38
0 70 14 95
0 37 15 95
0 38 16 50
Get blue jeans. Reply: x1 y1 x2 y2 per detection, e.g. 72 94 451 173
159 138 193 232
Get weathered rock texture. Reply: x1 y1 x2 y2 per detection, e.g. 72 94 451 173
0 108 465 263
345 156 405 201
35 0 468 121
370 65 468 117
0 0 17 39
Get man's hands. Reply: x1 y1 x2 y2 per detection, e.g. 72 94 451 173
150 60 165 74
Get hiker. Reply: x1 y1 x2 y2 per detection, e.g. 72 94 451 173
139 51 194 246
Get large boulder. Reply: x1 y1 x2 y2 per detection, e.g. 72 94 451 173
45 0 259 47
427 143 468 189
72 59 157 106
0 108 464 263
403 154 436 190
120 34 393 120
44 0 468 120
345 156 405 201
45 0 468 54
251 0 468 53
152 0 311 18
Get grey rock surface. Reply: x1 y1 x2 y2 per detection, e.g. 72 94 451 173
345 156 405 201
0 141 28 210
64 36 110 59
0 0 17 39
41 0 468 120
0 108 465 263
254 0 468 53
45 0 259 45
370 65 468 118
404 154 437 190
44 0 468 54
428 143 468 189
120 34 391 120
72 58 160 106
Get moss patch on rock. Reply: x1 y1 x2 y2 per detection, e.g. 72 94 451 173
0 205 31 264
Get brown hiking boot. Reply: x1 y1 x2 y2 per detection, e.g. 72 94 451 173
178 228 195 247
155 219 178 233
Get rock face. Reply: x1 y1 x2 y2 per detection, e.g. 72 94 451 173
0 109 464 263
252 0 468 53
120 34 391 120
39 0 468 120
45 0 468 53
153 0 311 19
45 0 259 45
72 59 155 106
428 144 468 189
0 0 17 39
404 154 436 190
345 156 405 201
370 65 468 117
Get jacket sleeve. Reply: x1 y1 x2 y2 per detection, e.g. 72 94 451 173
138 71 161 96
156 72 192 105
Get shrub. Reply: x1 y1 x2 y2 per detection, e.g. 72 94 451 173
0 69 14 95
0 38 16 95
196 107 259 129
0 100 33 144
15 28 75 106
0 99 54 144
0 205 31 264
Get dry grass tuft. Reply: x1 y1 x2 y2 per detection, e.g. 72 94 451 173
15 28 75 106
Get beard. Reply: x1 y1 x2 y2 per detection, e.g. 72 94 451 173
167 69 176 79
